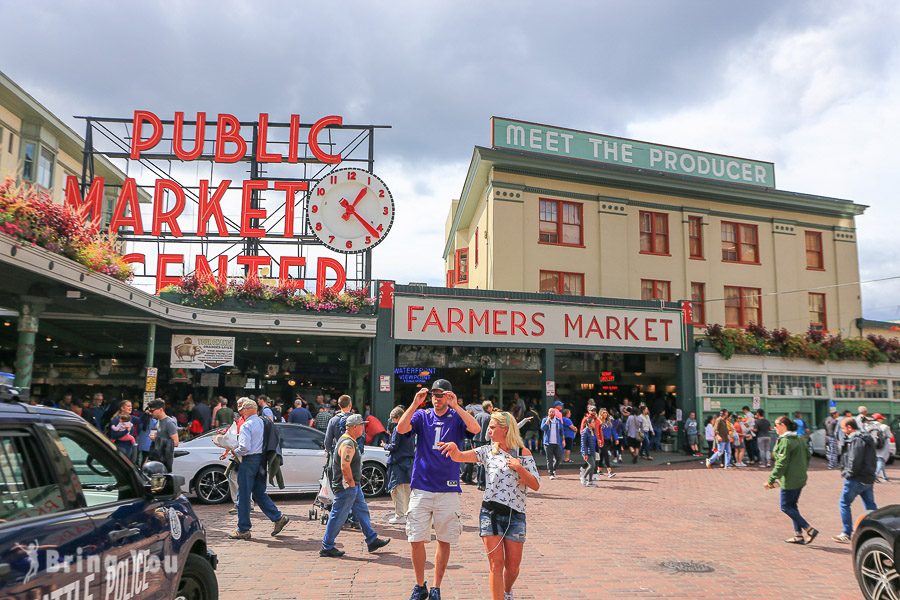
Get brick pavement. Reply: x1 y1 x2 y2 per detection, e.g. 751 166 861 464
196 461 897 599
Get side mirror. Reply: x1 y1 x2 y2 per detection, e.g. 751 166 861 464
142 462 184 498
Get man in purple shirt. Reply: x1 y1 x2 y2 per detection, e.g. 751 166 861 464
397 379 481 600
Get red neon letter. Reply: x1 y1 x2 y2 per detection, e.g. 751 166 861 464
197 179 231 237
214 113 247 163
273 181 308 238
278 256 307 290
64 175 104 229
407 305 424 332
173 111 205 161
287 114 301 163
240 180 268 237
195 254 229 287
108 178 144 235
236 255 271 282
255 113 282 163
152 180 186 237
308 115 343 164
316 257 346 295
155 254 184 294
122 253 145 266
130 110 163 159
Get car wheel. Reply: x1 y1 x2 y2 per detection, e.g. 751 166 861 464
360 462 386 497
194 466 230 504
855 535 898 600
175 553 218 600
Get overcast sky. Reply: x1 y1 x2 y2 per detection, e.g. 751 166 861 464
3 0 899 320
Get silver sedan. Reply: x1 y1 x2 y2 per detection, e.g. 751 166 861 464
172 423 388 504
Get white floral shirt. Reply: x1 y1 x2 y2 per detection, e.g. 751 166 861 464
475 445 540 513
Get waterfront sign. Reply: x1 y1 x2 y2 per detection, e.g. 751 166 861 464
394 296 684 350
170 334 235 369
492 117 775 188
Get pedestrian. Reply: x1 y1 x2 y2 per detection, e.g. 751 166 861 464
325 395 357 454
706 409 734 469
474 401 493 490
704 416 716 459
219 408 248 516
215 397 235 427
638 406 654 460
385 405 414 524
855 405 869 431
191 396 212 433
320 413 391 557
651 409 667 452
521 400 541 452
765 416 818 545
742 406 759 464
396 379 482 600
107 399 140 462
685 412 700 456
832 417 878 544
823 407 840 469
870 413 892 483
540 408 564 479
579 411 599 486
624 407 643 464
257 395 275 420
437 411 540 600
288 397 313 426
229 397 290 540
792 411 808 438
597 409 618 478
146 399 179 472
314 404 332 431
733 415 746 467
612 410 625 463
561 408 578 463
755 409 773 467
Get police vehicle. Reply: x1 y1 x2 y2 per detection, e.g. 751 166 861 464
0 402 218 599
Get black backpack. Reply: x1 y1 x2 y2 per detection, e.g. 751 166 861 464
868 424 886 450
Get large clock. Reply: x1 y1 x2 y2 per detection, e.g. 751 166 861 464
306 168 395 253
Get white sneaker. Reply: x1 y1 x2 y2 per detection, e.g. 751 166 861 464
585 482 597 487
388 515 406 524
607 473 616 479
549 474 557 480
504 592 514 600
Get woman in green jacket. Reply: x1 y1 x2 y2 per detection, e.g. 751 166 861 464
765 416 819 544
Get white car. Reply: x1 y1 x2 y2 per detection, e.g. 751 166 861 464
810 427 896 463
172 423 389 504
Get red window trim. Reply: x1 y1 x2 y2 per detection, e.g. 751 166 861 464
455 248 469 284
809 292 827 330
474 227 479 267
721 221 760 265
639 210 670 256
539 270 585 296
640 279 671 302
805 231 824 271
446 269 456 288
538 198 584 247
690 281 706 326
688 215 704 260
724 285 763 328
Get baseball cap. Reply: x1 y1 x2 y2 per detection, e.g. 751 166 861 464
146 399 165 411
829 407 839 414
872 413 885 420
237 397 257 412
345 414 368 427
431 379 453 392
553 400 563 407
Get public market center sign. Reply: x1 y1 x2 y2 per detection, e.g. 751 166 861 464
394 296 684 351
492 117 775 187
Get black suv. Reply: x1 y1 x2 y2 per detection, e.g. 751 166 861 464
0 403 218 599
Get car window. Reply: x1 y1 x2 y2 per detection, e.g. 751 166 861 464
0 430 68 523
56 428 140 507
279 425 324 450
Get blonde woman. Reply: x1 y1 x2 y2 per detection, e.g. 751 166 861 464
438 412 540 600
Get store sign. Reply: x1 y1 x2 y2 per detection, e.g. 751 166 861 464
492 117 775 188
394 297 683 350
170 334 235 369
394 367 435 383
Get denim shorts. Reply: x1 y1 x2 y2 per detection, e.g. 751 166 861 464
479 503 526 543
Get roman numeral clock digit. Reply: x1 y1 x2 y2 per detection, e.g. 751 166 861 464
306 168 395 254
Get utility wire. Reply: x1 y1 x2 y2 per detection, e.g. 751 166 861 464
701 274 900 304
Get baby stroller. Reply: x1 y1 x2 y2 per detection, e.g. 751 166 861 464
308 462 334 524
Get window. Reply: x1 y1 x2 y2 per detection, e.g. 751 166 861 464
700 372 763 396
639 211 669 255
809 293 827 330
641 279 670 301
724 286 762 327
690 282 706 325
767 375 827 397
22 141 35 181
721 221 759 263
539 270 584 295
278 425 324 450
56 428 138 507
539 199 583 246
833 378 888 399
6 130 13 154
455 248 468 284
805 231 824 269
688 216 704 259
0 431 67 523
446 269 455 288
37 146 54 189
474 227 479 267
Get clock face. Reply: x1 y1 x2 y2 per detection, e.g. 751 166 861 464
306 168 395 254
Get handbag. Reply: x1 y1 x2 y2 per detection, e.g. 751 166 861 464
637 429 645 442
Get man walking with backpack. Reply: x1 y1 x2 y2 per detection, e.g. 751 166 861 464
832 417 878 544
229 398 290 540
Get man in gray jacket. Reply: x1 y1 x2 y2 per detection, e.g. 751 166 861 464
832 417 877 543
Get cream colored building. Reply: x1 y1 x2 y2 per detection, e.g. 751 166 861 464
444 118 867 337
0 70 141 217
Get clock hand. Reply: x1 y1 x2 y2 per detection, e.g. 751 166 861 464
350 210 381 238
341 187 368 221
